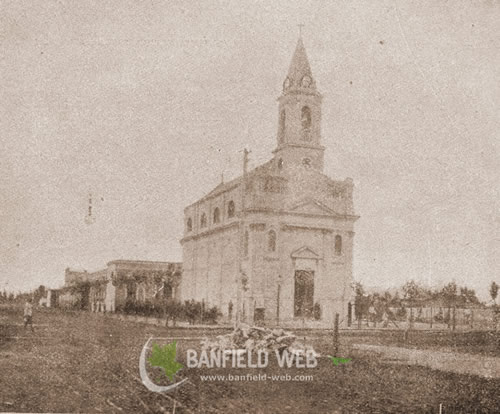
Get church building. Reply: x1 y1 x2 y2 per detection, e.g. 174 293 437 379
180 37 359 327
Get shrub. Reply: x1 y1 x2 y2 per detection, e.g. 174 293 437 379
165 299 184 326
184 300 202 325
396 306 407 319
123 298 136 315
116 297 221 326
202 306 222 324
434 308 444 323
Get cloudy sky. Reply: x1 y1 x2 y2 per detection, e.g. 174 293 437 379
1 0 499 300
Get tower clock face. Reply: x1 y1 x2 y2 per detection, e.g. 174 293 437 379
301 75 312 87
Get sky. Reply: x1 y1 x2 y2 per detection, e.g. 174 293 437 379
1 0 499 301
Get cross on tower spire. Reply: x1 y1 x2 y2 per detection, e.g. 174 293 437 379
298 23 305 38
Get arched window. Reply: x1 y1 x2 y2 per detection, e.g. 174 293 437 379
268 230 276 253
227 201 235 218
335 235 342 256
136 285 146 303
278 158 283 170
301 106 312 129
186 218 192 232
200 213 207 228
163 282 173 300
243 230 249 257
279 110 286 142
213 207 220 224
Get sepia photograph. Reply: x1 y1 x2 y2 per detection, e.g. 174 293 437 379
1 0 499 413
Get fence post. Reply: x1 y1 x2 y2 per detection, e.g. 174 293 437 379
347 302 352 327
333 313 339 357
452 306 456 331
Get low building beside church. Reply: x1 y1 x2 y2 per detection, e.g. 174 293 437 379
59 260 181 312
180 37 359 327
107 260 181 312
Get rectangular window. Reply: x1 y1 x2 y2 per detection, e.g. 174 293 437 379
335 235 342 256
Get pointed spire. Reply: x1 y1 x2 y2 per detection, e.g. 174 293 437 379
283 37 316 93
288 38 311 78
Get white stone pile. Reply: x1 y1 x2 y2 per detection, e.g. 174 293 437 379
201 325 319 356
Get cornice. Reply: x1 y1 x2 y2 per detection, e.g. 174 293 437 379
244 207 359 221
277 90 323 100
180 221 239 244
272 143 326 154
281 224 333 233
249 223 266 231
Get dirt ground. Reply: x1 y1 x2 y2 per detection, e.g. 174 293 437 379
1 306 499 413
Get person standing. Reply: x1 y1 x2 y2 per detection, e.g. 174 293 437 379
368 304 376 327
404 306 413 342
23 298 34 332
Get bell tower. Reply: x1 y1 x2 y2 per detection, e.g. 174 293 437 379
274 37 325 173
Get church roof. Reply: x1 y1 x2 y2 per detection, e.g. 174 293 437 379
193 159 275 205
192 157 353 207
199 176 242 202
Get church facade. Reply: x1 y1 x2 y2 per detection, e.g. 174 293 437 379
180 38 358 327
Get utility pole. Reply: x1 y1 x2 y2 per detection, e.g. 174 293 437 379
333 313 339 357
276 275 282 326
236 148 250 327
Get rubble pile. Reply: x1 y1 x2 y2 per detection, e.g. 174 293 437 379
201 325 319 356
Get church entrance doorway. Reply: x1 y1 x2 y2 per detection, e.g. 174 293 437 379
294 270 314 318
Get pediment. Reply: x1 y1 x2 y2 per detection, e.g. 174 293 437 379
288 198 335 216
291 246 320 260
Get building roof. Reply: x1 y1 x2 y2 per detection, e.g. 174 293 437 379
65 267 87 273
107 259 181 266
186 156 355 212
187 159 275 207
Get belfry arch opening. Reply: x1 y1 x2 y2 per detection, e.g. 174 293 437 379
301 106 311 130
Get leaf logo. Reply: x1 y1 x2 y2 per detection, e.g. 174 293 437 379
328 356 352 366
140 337 187 393
148 341 183 381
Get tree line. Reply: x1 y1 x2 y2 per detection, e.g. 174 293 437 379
353 280 499 328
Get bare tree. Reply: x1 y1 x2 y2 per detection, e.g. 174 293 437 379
440 282 458 330
490 281 498 305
